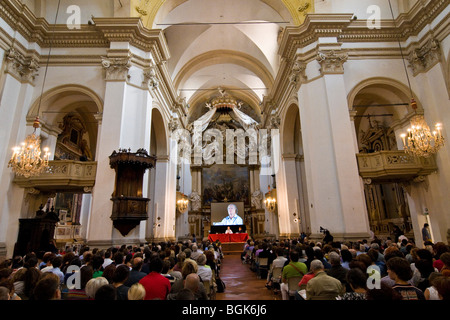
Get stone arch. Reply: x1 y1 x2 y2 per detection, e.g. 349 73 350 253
150 105 168 157
281 102 302 156
347 77 425 152
27 84 103 160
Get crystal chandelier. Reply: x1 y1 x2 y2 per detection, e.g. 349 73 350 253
400 100 444 158
8 1 61 178
264 197 276 213
177 197 189 213
8 117 50 178
387 0 445 158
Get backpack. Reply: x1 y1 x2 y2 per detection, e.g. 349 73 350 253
216 277 226 293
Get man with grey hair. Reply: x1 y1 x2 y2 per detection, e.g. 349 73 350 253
370 243 385 263
325 251 348 288
306 259 344 300
190 244 202 261
219 204 243 225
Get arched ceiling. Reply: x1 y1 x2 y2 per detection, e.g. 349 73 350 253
131 0 314 123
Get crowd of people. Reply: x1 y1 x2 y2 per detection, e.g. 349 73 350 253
0 240 223 301
1 229 449 301
243 231 450 300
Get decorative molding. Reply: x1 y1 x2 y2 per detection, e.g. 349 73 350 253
101 54 132 81
408 38 442 75
4 48 39 84
289 55 307 89
316 50 348 75
142 64 160 90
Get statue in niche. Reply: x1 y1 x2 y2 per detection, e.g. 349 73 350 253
189 191 202 211
251 190 263 209
80 139 93 161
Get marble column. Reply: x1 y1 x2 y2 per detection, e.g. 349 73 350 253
86 47 153 247
297 40 370 241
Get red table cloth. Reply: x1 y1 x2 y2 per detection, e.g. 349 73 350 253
208 233 249 243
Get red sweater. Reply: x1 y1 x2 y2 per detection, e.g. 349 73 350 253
139 272 171 300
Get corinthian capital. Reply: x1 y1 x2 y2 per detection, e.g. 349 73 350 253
316 50 348 75
289 56 307 89
101 54 132 81
5 49 40 84
408 38 441 75
143 65 159 90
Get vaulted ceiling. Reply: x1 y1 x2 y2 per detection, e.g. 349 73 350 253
133 0 313 123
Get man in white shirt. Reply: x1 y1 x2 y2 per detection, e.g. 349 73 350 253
225 226 233 234
219 204 243 226
266 247 288 288
102 249 113 269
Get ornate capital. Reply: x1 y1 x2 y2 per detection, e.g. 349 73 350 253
289 56 307 89
5 49 39 84
143 65 159 90
168 119 180 132
101 54 132 81
408 38 441 75
316 50 348 75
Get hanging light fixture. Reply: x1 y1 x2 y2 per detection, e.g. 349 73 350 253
8 0 61 177
400 100 444 158
264 197 276 213
387 0 445 157
176 197 189 213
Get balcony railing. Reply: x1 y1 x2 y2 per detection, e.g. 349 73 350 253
13 160 97 192
356 151 437 181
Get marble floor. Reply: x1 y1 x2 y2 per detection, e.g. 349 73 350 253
215 253 281 301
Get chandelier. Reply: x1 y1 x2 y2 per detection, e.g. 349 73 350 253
400 100 444 158
387 0 445 158
264 197 276 213
177 197 189 213
8 117 50 178
8 1 61 178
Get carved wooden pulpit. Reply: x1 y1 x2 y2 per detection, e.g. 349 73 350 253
109 149 156 236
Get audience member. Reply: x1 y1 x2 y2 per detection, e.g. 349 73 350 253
85 277 109 299
95 284 117 300
112 264 130 300
325 251 348 288
139 257 171 300
306 259 344 300
33 273 61 300
336 268 367 300
124 257 147 287
387 257 425 300
280 250 307 300
127 283 146 300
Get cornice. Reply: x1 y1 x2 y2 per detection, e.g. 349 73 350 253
0 1 170 64
271 0 449 115
279 0 448 60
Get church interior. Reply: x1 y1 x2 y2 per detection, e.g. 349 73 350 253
0 0 449 260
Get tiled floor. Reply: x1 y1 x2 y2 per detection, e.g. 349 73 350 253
215 253 281 301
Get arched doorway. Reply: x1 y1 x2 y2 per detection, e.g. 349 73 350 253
22 85 102 247
146 106 176 242
276 102 309 238
349 78 432 243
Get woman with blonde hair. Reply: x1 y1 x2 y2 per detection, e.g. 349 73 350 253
127 283 146 300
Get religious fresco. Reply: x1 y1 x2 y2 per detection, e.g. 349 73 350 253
202 164 250 205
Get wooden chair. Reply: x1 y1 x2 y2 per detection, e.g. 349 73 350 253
203 278 216 300
287 276 302 300
256 257 269 279
271 266 283 284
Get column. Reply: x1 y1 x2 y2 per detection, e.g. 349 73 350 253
0 48 39 258
86 47 153 247
298 40 370 241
